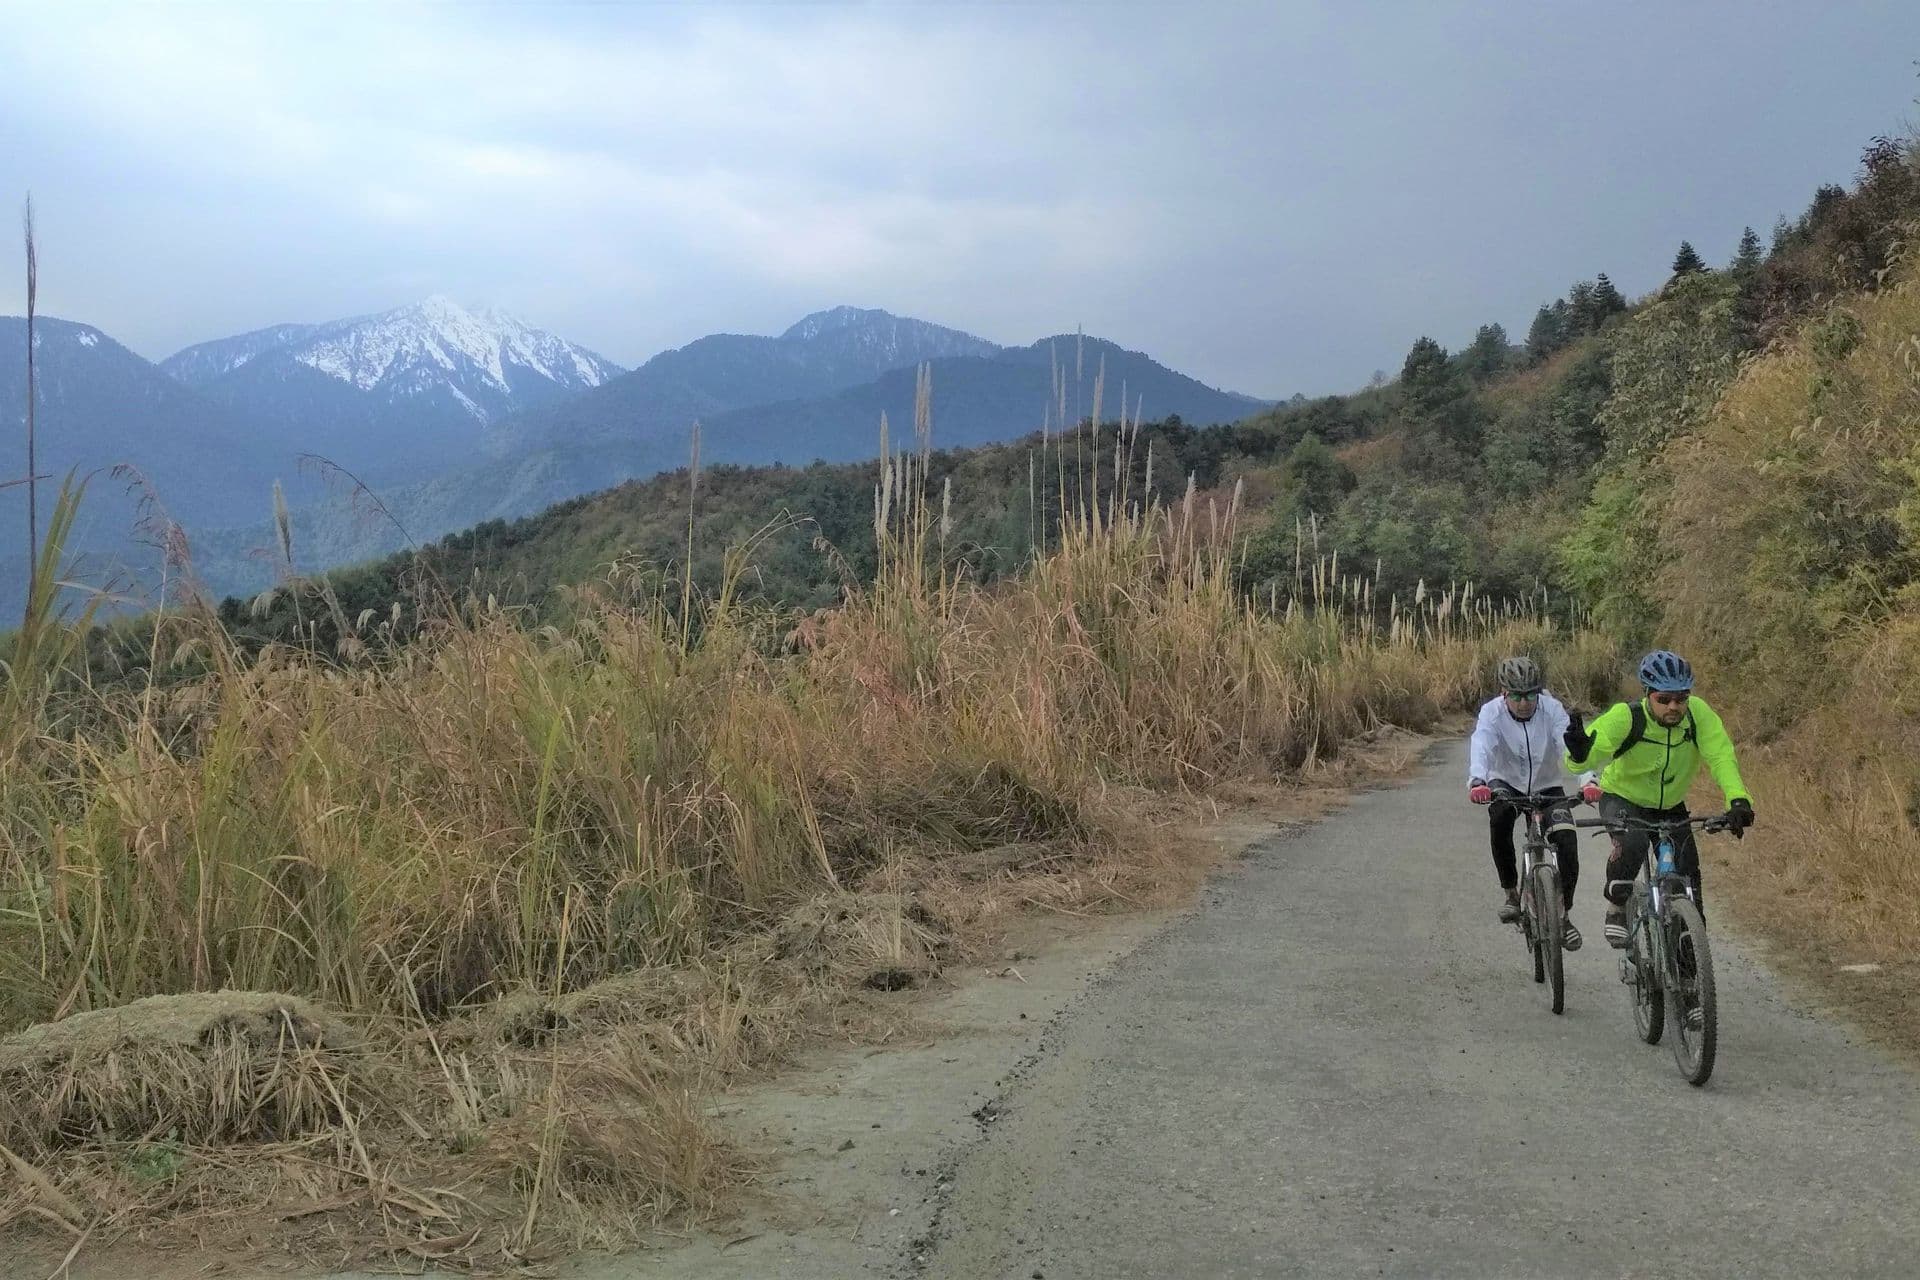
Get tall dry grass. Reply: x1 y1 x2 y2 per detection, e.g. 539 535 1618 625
1661 254 1920 968
0 387 1606 1034
0 392 1606 1263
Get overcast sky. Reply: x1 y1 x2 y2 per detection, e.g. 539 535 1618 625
4 2 1917 398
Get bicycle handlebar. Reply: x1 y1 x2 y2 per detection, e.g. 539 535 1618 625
1485 785 1583 810
1574 813 1731 836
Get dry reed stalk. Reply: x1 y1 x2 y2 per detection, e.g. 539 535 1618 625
22 195 39 619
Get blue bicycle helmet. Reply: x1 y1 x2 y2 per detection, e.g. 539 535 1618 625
1637 649 1694 692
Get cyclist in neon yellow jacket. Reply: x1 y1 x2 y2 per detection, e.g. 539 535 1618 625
1563 650 1755 948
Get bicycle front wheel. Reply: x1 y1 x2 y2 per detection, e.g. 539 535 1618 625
1628 887 1663 1045
1531 864 1564 1015
1667 898 1718 1086
1521 873 1545 984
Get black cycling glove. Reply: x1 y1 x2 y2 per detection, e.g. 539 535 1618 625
1726 798 1755 836
1563 709 1594 760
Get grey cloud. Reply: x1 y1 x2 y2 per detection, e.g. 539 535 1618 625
4 1 1918 399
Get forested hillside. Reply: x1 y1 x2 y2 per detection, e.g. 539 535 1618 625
145 133 1917 685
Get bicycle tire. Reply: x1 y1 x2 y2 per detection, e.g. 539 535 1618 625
1522 876 1545 985
1532 864 1564 1015
1628 887 1663 1045
1667 897 1718 1086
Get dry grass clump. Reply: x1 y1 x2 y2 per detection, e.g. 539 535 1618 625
0 992 362 1158
766 891 946 990
1706 615 1920 965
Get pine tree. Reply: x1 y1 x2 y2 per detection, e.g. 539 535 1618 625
1730 228 1767 351
1671 241 1706 275
1400 337 1480 474
1568 280 1600 333
1525 303 1566 364
1809 184 1847 227
1401 337 1453 402
1592 273 1626 319
1463 322 1510 380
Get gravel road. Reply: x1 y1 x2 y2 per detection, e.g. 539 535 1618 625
919 740 1920 1278
315 741 1920 1280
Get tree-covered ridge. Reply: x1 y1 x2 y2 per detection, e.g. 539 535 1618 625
75 134 1920 688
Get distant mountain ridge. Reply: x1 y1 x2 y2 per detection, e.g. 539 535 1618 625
210 321 1271 601
482 305 1001 458
0 301 1272 620
159 322 319 386
1 315 282 527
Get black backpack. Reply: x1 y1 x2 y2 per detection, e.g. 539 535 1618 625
1613 700 1696 758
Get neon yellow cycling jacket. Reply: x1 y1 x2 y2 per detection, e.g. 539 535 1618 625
1564 695 1751 811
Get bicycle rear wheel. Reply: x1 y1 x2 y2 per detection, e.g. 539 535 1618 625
1667 898 1718 1086
1627 887 1663 1045
1530 864 1564 1015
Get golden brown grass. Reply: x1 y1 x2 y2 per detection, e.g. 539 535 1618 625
0 405 1607 1270
1661 253 1920 1036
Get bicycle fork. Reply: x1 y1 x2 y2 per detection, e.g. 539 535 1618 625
1619 885 1660 989
1618 837 1681 985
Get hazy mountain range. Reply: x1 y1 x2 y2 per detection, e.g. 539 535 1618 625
0 299 1271 619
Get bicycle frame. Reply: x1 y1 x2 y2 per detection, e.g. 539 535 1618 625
1487 788 1578 1011
1574 805 1728 898
1518 808 1559 881
1586 812 1723 930
1491 788 1569 885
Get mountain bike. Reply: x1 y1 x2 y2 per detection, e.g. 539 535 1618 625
1575 811 1730 1085
1491 787 1575 1015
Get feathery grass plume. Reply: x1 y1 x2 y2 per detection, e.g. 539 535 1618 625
680 420 702 649
273 478 295 576
914 362 933 467
1090 355 1106 538
1028 449 1037 557
297 454 419 549
112 463 210 614
295 453 453 638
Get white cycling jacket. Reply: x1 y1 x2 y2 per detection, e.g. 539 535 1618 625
1468 691 1578 794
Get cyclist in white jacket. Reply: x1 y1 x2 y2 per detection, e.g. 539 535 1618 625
1467 656 1591 950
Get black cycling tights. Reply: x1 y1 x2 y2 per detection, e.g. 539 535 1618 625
1488 802 1580 908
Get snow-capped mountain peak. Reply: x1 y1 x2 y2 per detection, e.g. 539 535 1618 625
162 298 624 426
293 296 618 401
